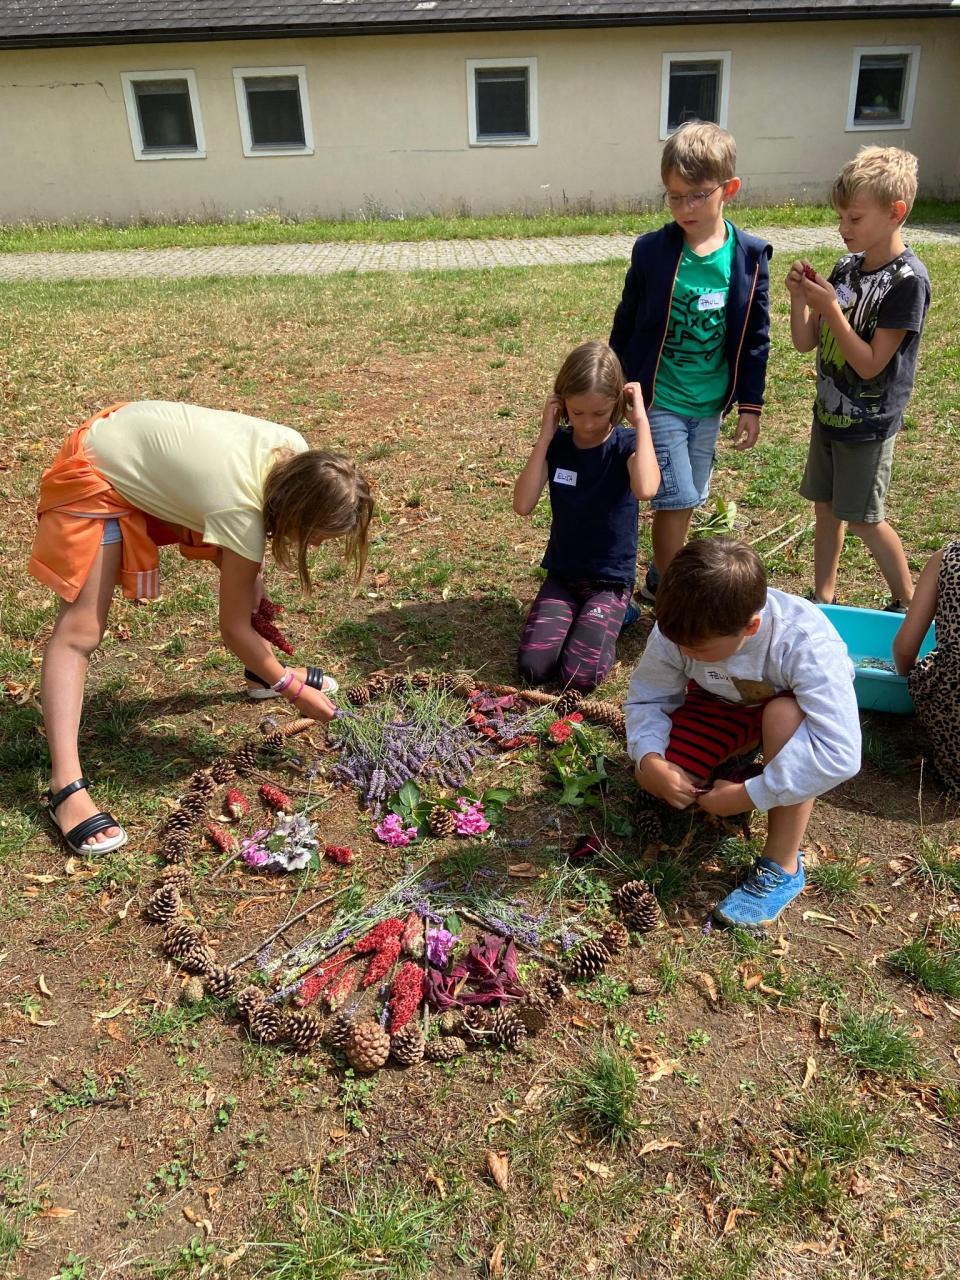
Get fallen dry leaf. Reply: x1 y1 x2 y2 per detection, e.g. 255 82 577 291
583 1159 612 1179
801 1056 817 1089
424 1167 447 1199
328 1127 348 1140
27 1008 58 1027
222 1246 247 1270
507 862 542 879
37 975 53 998
802 910 836 924
623 1223 643 1245
39 1206 77 1218
848 1171 870 1197
944 1002 960 1020
742 972 763 991
912 991 935 1019
486 1150 509 1192
637 1139 681 1158
816 1001 832 1040
23 873 58 885
722 1207 757 1234
92 997 135 1021
694 972 719 1007
489 1241 505 1276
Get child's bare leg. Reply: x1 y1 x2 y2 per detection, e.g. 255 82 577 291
760 697 814 875
41 542 122 844
848 519 913 605
651 508 694 578
813 502 844 602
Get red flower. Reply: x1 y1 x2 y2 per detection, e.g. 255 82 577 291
361 937 402 989
205 822 238 854
324 965 358 1011
256 596 284 622
548 720 573 744
355 917 405 954
324 844 353 866
294 952 352 1007
225 789 249 821
259 783 291 812
251 602 294 656
387 961 424 1032
567 712 584 723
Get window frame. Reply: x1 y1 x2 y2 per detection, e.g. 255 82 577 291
120 69 206 161
233 65 315 157
465 57 539 147
659 50 731 141
846 45 920 132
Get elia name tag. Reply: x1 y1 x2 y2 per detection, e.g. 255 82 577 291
554 468 577 486
697 291 726 311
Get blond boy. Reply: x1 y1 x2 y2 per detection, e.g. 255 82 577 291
787 146 931 610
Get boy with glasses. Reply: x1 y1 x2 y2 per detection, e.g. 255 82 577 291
610 122 772 604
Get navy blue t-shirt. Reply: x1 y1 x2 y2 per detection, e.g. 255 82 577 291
541 424 638 585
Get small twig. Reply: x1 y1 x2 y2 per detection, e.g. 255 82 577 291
749 516 797 546
422 913 431 1038
208 848 244 882
230 886 351 969
767 520 814 557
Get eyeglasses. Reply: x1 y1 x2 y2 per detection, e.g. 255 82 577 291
661 182 727 209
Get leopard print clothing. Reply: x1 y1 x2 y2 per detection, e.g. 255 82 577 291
908 539 960 797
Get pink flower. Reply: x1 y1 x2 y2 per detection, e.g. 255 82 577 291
549 719 573 744
454 798 490 837
374 814 418 847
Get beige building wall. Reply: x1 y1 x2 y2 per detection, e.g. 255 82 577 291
0 16 957 223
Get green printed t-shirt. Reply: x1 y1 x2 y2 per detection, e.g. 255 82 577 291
653 222 735 416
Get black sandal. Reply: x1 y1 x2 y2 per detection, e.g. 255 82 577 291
47 777 128 857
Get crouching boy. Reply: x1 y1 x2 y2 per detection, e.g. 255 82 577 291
625 539 861 927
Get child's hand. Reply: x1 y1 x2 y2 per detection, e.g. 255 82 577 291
623 382 648 427
800 270 838 312
785 260 808 297
635 754 699 809
733 411 760 451
287 675 336 723
540 393 564 439
696 780 752 816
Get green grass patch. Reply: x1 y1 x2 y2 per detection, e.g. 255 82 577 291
888 934 960 997
832 1009 927 1081
808 855 862 899
558 1046 639 1148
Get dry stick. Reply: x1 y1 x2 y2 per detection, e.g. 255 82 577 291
749 516 800 546
208 847 245 882
456 906 565 971
767 521 814 557
230 886 351 969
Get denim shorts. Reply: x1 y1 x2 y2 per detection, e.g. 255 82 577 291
648 406 723 512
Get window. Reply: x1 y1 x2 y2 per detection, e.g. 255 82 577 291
121 70 205 160
233 67 314 156
660 52 731 140
847 46 920 131
466 58 538 146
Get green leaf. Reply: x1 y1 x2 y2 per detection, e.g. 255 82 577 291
398 780 421 811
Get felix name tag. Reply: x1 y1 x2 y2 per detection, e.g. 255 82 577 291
697 292 726 311
554 468 577 486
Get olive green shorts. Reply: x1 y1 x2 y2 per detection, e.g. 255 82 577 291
799 420 897 523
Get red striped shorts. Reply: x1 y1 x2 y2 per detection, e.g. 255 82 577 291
664 682 792 780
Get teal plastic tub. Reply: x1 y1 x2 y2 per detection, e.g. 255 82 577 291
818 603 935 714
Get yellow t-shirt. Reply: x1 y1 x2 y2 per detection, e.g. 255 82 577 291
85 401 308 562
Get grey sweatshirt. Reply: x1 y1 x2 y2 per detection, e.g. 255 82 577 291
624 588 861 811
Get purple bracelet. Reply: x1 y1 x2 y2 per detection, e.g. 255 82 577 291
272 671 295 694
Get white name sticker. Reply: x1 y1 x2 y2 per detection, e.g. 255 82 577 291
554 468 577 487
835 283 855 307
697 291 726 311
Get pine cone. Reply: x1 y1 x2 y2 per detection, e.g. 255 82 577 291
158 833 191 864
578 698 626 736
345 1019 391 1073
567 939 611 981
143 883 181 923
635 806 663 851
235 985 266 1021
283 1008 323 1052
263 729 285 752
387 673 408 695
210 757 237 786
424 1035 465 1062
232 740 260 777
428 804 455 838
390 1023 426 1066
346 682 371 707
366 673 389 698
433 673 456 694
189 770 217 798
515 989 553 1035
411 671 431 690
554 689 583 719
437 1010 463 1036
204 965 236 1000
490 1007 527 1050
163 921 215 974
460 1007 493 1044
177 790 208 819
540 969 566 1004
162 808 196 838
323 1010 354 1048
599 918 630 958
249 1002 282 1043
614 881 661 933
158 865 192 893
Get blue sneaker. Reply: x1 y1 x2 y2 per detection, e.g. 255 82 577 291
713 855 805 929
620 603 642 631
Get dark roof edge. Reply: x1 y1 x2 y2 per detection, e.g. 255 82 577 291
0 8 953 52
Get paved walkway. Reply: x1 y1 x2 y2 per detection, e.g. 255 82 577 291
1 225 957 281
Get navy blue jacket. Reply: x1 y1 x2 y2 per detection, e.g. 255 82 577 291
609 221 773 417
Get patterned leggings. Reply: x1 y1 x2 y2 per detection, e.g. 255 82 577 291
517 575 631 693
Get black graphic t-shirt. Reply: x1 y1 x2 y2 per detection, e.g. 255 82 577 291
815 247 931 441
542 425 638 585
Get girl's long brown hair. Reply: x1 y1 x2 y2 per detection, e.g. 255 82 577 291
554 341 627 425
262 449 374 591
